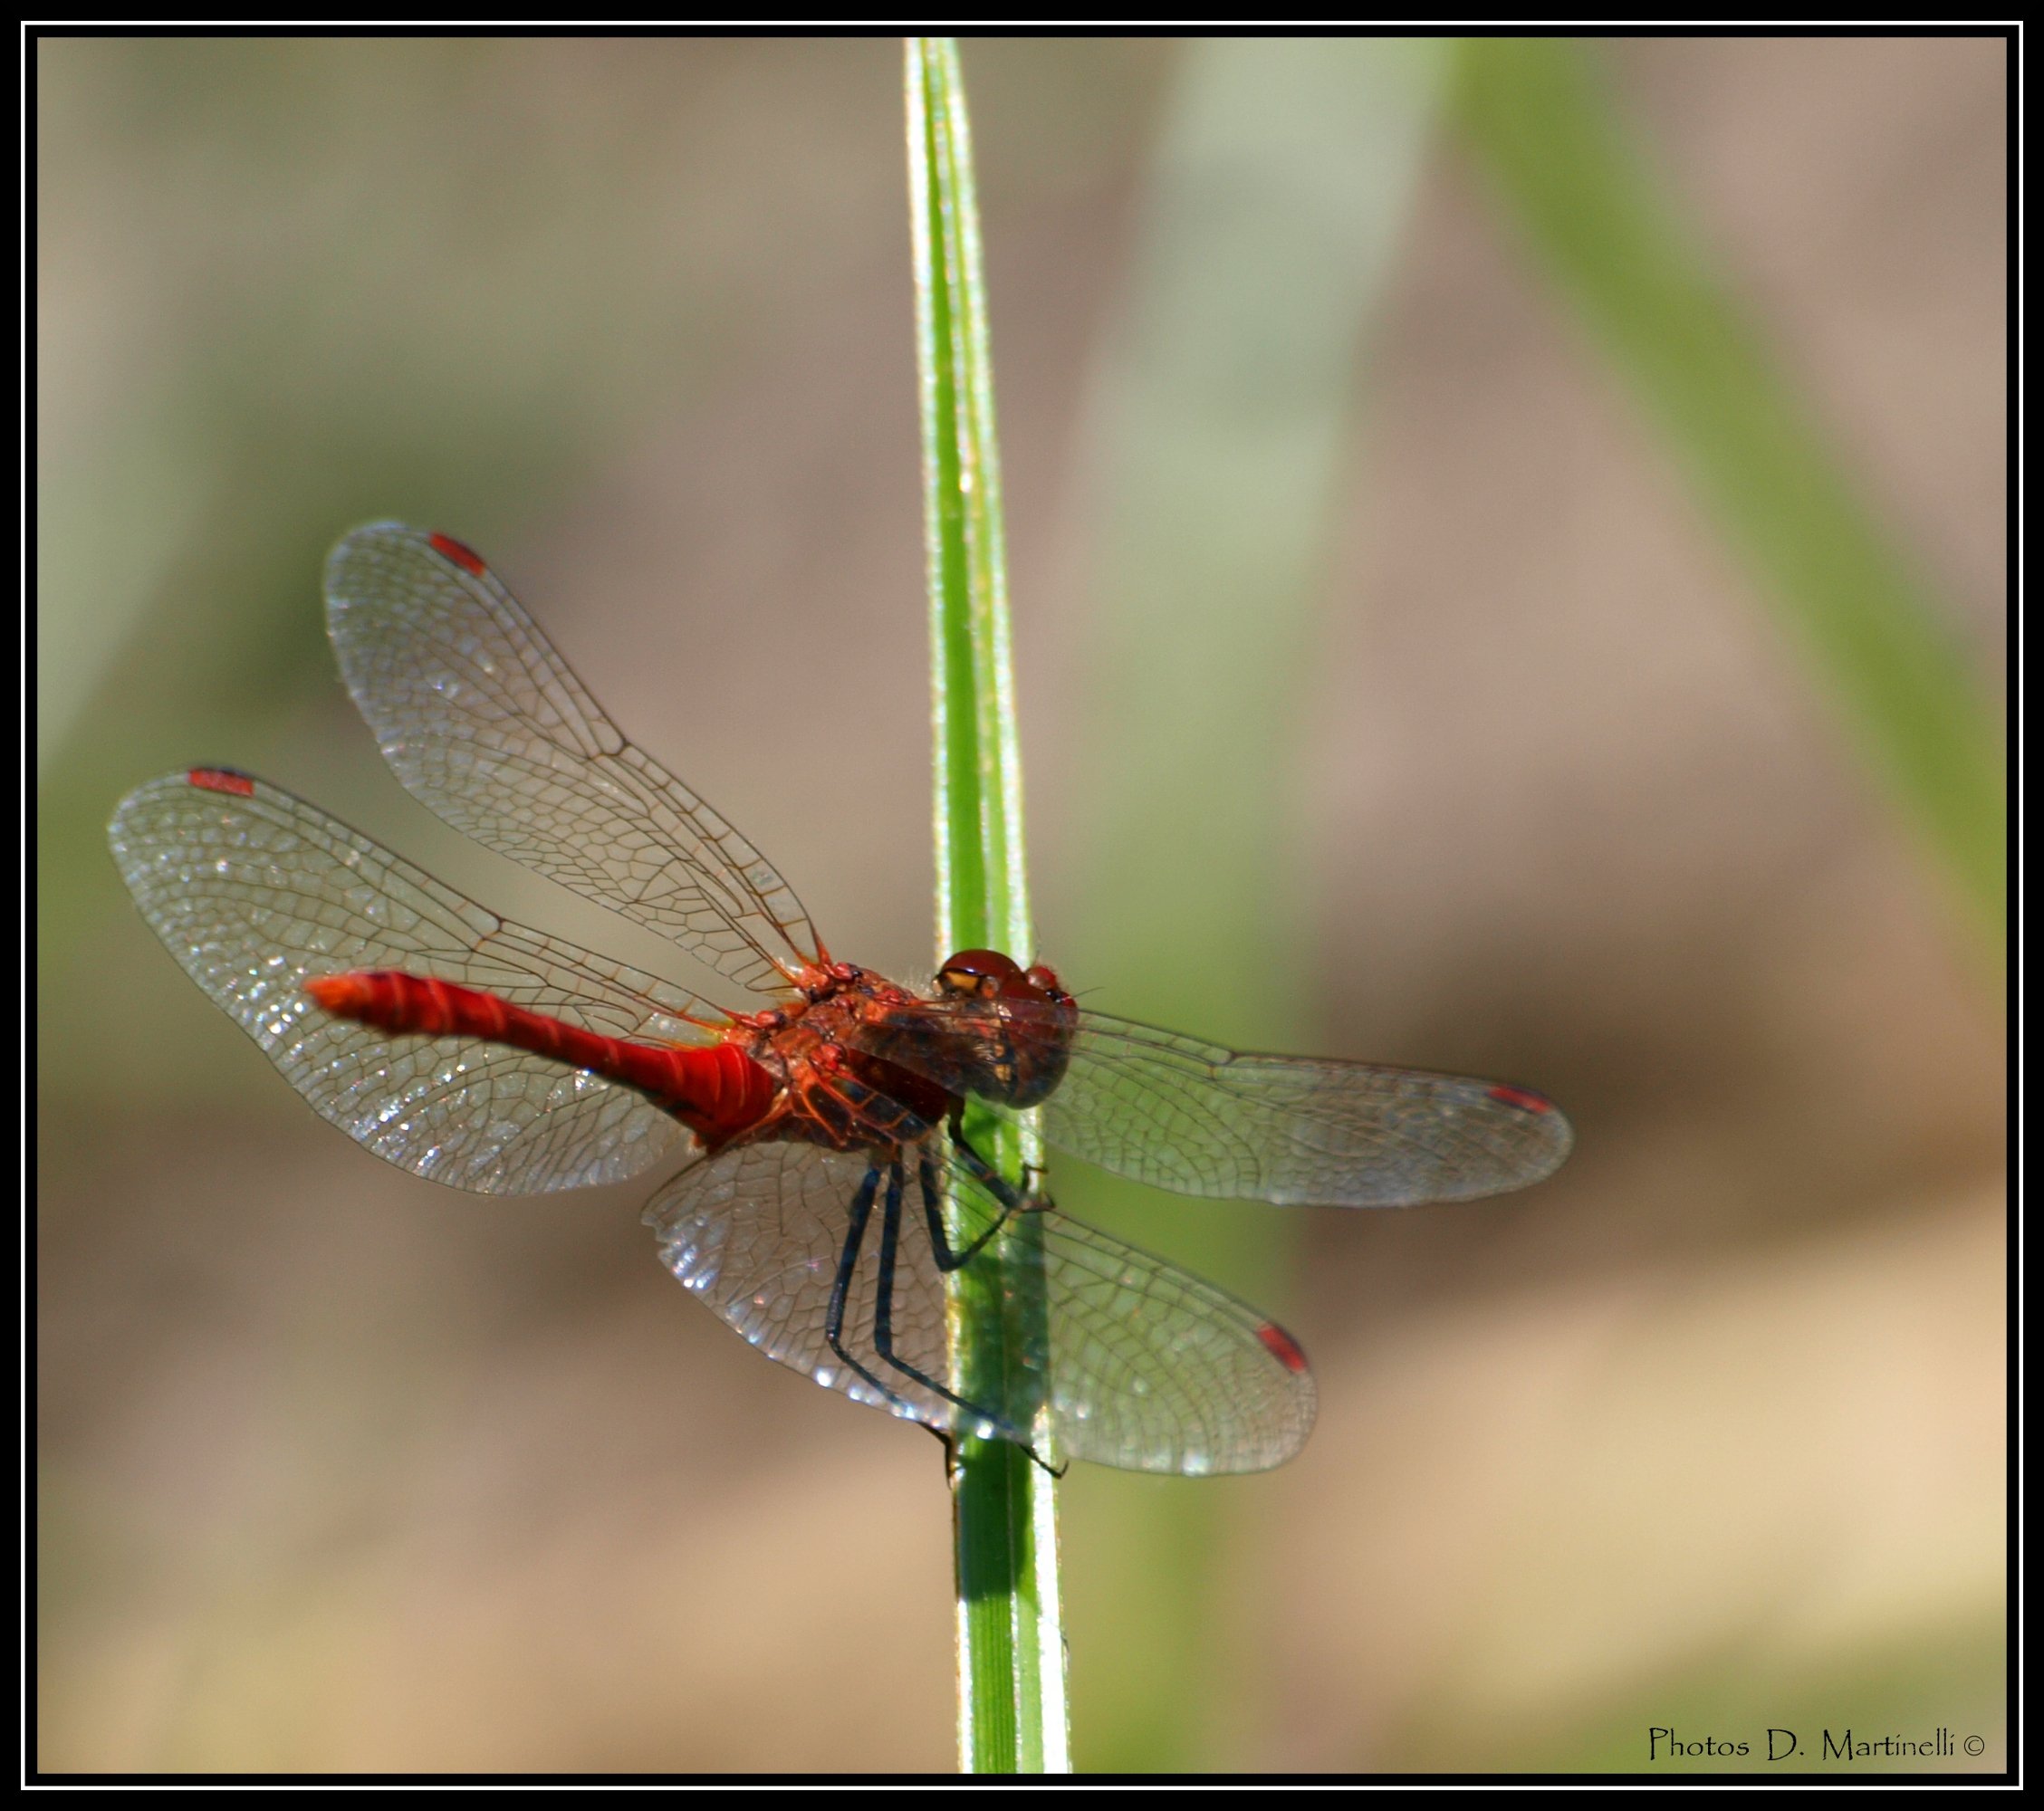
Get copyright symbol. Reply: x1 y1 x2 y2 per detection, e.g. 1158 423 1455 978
1964 1735 1984 1756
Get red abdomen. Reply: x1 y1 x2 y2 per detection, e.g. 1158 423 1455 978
303 972 775 1148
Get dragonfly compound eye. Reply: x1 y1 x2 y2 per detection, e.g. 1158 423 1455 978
936 948 1023 998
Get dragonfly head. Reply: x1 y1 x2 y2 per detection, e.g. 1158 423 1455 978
933 950 1077 1107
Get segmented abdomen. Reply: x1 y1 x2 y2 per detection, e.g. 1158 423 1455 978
303 971 775 1147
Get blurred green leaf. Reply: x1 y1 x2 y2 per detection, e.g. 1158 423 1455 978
1454 36 2004 960
1059 35 1446 1771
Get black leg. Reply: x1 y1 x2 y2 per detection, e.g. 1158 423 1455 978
872 1156 1026 1440
822 1161 916 1416
918 1146 1019 1274
922 1414 1062 1480
911 1151 1067 1471
919 1420 964 1482
945 1105 1051 1218
1022 1443 1070 1480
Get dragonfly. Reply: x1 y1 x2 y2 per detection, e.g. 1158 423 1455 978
108 522 1572 1475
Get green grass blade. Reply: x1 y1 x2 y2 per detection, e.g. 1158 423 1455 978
1454 36 2005 958
905 36 1069 1775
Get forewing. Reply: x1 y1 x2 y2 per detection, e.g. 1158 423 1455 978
1047 1013 1574 1207
645 1133 1314 1474
109 771 716 1193
844 994 1573 1208
324 522 824 995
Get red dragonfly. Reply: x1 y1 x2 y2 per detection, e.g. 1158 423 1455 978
109 523 1571 1475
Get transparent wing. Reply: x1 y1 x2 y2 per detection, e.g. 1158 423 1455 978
1046 1013 1574 1207
847 994 1572 1207
646 1131 1314 1474
648 1139 942 1430
324 522 823 995
109 770 723 1193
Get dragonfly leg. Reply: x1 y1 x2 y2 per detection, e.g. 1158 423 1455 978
945 1105 1051 1214
921 1417 1063 1481
1024 1444 1070 1481
916 1146 1012 1271
821 1161 918 1419
914 1152 1067 1474
872 1157 1028 1442
920 1421 964 1483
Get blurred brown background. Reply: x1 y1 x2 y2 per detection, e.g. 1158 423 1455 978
37 36 2004 1773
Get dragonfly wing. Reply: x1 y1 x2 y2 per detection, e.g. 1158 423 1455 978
1043 1014 1574 1208
324 522 823 996
109 771 714 1193
646 1132 1314 1474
